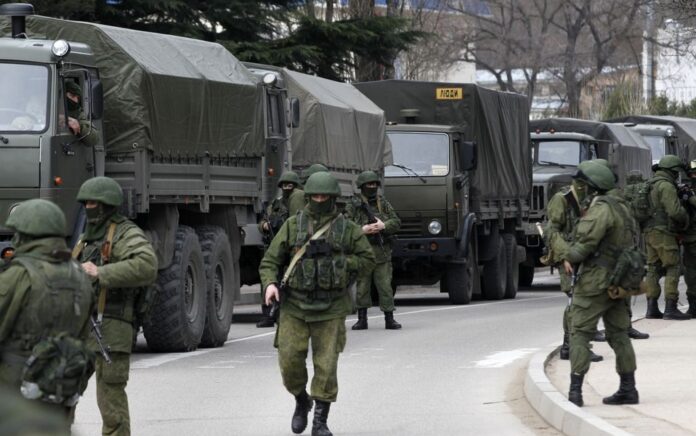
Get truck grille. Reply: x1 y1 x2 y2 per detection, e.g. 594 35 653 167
532 185 545 212
397 217 423 237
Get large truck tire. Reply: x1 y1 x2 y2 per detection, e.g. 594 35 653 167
144 226 207 352
197 226 236 348
481 235 507 300
519 264 535 287
502 234 519 299
444 241 478 305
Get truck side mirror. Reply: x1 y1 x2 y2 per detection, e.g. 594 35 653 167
290 97 300 128
458 141 477 171
91 80 104 120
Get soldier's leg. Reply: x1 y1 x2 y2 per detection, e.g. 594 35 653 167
569 296 604 376
625 298 649 339
95 352 130 436
308 317 346 402
684 242 696 315
374 262 395 313
355 270 374 310
277 311 310 396
560 293 571 360
643 232 663 300
602 297 639 405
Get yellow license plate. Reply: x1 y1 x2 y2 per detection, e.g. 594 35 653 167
435 87 463 100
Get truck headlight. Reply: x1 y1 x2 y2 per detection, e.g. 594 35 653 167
51 40 71 58
428 220 442 235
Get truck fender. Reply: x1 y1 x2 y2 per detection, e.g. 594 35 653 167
456 212 477 258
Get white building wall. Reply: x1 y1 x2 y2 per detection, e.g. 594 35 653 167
655 24 696 103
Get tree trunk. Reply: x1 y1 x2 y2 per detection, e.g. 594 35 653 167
325 0 334 23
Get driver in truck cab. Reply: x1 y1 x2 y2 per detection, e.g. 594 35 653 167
63 80 99 147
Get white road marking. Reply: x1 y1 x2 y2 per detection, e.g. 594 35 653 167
132 294 562 369
464 348 539 369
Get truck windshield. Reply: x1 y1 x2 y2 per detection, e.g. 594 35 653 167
641 135 666 164
385 132 449 177
536 140 581 166
0 63 49 133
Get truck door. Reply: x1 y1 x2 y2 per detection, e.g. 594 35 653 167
50 71 98 236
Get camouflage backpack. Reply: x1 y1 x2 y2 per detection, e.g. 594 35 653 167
623 180 654 227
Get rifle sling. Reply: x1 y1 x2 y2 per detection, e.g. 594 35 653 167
281 217 337 286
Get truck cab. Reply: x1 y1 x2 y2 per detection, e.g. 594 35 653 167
626 124 680 164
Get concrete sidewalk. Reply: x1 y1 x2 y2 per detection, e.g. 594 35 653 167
526 304 696 435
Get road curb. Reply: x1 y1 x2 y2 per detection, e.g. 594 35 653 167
524 347 632 436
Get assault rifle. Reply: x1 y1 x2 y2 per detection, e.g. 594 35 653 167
359 202 385 250
90 316 112 364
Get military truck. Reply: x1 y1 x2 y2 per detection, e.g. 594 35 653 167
607 115 696 163
355 80 530 304
0 7 295 351
523 118 653 284
239 63 391 290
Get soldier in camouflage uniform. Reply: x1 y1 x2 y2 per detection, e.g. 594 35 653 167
681 160 696 316
64 80 99 147
344 170 402 330
643 155 690 320
562 163 640 407
257 171 305 328
73 177 158 436
545 161 603 362
260 172 375 436
0 199 95 427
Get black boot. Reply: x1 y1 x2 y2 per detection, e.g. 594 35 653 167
628 326 649 339
645 298 663 319
291 391 313 434
351 308 368 330
568 373 584 407
590 350 604 362
384 311 402 330
256 305 275 328
593 330 606 342
311 400 332 436
688 296 696 317
603 372 639 405
663 298 692 320
559 333 570 360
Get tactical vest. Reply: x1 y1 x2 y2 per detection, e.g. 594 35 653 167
645 176 675 229
287 211 351 303
78 219 138 324
268 197 290 233
4 256 92 355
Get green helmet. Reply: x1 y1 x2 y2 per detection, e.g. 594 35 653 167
593 158 610 168
356 170 380 188
658 154 684 171
278 171 300 187
304 172 341 196
64 80 82 97
576 161 616 191
302 164 329 181
5 199 66 237
77 177 124 206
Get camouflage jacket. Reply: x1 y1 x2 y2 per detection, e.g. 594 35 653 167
565 194 636 297
259 206 375 322
67 107 100 147
646 170 688 234
544 186 581 264
343 194 401 263
76 215 157 353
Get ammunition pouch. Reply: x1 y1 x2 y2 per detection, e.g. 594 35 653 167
306 239 333 258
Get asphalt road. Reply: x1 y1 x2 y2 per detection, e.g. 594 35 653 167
72 269 648 436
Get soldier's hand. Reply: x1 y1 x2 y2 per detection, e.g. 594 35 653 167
373 218 385 231
67 117 81 135
563 260 573 275
265 283 280 306
262 221 270 232
362 224 375 235
81 261 99 279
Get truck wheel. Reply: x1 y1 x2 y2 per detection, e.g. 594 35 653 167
144 226 206 352
481 236 507 300
502 234 519 299
445 241 478 305
197 226 235 348
519 265 535 287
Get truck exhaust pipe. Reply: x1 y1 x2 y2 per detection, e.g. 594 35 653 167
0 3 34 39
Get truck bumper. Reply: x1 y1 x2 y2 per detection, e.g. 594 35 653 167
392 237 457 258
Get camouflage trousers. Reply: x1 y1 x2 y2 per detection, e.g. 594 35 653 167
683 239 696 299
95 352 130 436
644 230 681 300
355 261 394 312
570 292 636 375
275 311 346 402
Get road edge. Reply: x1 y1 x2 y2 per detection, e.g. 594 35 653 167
524 346 632 436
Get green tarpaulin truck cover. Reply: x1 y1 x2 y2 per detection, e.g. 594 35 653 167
2 15 265 156
355 80 531 201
